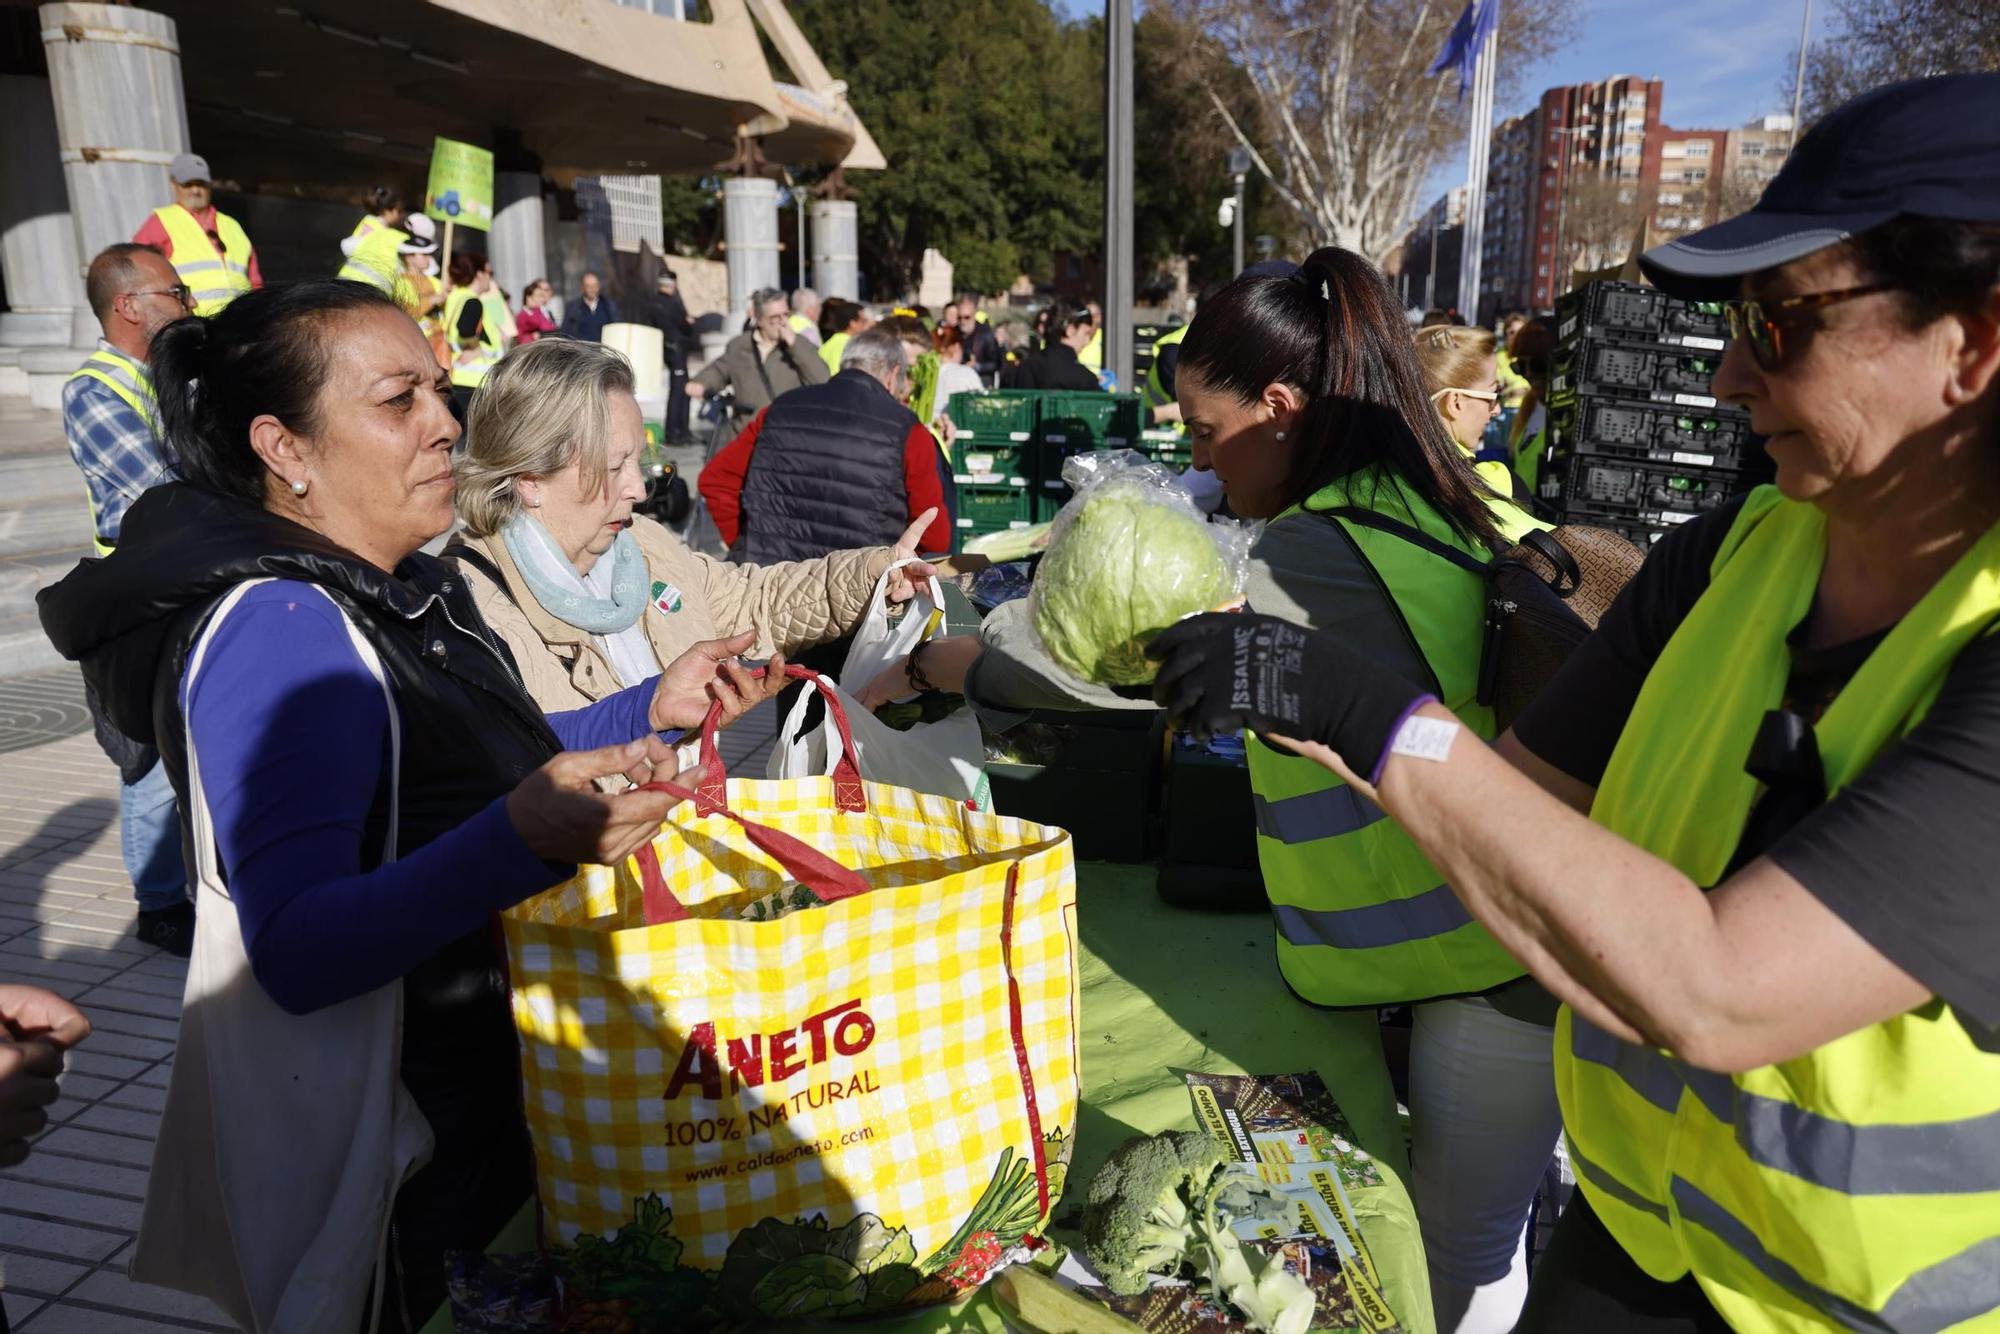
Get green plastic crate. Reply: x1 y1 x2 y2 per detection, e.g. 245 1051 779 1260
1034 490 1067 524
954 480 1035 531
951 436 1033 485
948 391 1040 448
1035 391 1143 452
1137 427 1193 470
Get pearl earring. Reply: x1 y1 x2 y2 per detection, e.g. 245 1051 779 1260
1274 430 1287 441
290 478 309 496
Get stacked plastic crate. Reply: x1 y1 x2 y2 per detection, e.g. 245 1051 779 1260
1546 282 1765 548
947 391 1039 547
1031 392 1144 522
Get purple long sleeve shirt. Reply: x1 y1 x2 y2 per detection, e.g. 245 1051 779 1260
182 579 671 1014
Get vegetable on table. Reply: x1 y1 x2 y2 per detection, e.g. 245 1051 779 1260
993 1266 1148 1334
1078 1129 1227 1296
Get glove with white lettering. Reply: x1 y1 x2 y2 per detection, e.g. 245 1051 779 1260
1146 613 1432 778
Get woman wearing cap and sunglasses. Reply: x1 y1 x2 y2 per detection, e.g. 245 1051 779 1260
1150 72 2000 1332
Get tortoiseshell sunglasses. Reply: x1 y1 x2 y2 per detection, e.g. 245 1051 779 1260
1721 282 1900 371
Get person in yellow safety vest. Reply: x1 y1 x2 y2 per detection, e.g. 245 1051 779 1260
391 217 446 367
1141 322 1189 430
1414 323 1532 503
59 242 196 955
788 287 822 347
443 251 504 411
819 299 872 375
1494 313 1531 407
337 186 409 292
1505 317 1554 497
132 152 258 317
1078 298 1104 372
1149 74 2000 1334
857 250 1562 1332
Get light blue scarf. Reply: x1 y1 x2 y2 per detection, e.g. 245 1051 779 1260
500 513 649 634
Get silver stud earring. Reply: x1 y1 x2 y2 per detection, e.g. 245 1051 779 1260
290 478 309 496
1274 430 1287 441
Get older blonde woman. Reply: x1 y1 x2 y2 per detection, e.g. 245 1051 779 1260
451 337 936 714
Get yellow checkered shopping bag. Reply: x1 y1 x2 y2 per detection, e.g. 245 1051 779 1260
502 667 1080 1325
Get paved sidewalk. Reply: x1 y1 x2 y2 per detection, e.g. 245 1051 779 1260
0 729 229 1333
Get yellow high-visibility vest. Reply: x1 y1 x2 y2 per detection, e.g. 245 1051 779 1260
1559 486 2000 1332
152 205 252 316
337 216 407 292
65 346 160 555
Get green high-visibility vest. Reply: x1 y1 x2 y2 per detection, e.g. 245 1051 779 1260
1247 470 1543 1007
66 346 159 556
1142 323 1187 418
336 216 407 292
1558 486 2000 1332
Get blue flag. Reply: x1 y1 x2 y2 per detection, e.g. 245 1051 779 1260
1427 0 1498 100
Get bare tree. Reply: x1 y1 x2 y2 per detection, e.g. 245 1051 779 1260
1559 177 1651 276
1167 0 1578 263
1789 0 2000 123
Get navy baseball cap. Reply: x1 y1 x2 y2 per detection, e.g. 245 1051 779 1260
1640 72 2000 299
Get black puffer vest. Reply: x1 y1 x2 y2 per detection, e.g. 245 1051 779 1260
736 368 915 564
38 484 565 1300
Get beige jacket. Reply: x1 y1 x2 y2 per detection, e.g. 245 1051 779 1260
451 515 892 715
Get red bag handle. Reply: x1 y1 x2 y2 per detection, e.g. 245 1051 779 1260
693 663 865 817
631 777 874 925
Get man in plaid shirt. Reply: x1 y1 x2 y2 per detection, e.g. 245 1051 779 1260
60 243 195 955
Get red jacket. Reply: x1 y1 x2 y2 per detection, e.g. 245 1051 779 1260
700 407 952 554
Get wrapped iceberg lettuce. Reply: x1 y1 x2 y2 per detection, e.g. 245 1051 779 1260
1029 452 1257 685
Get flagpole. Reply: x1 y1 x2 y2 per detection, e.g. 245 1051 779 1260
1458 0 1498 323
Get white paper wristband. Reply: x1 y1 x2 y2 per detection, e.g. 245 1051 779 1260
1390 714 1461 764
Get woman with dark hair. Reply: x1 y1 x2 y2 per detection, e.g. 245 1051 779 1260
36 280 782 1330
443 250 509 408
336 185 410 292
931 321 984 425
1505 318 1555 496
1005 300 1102 390
1148 74 2000 1332
514 276 557 344
866 248 1555 1333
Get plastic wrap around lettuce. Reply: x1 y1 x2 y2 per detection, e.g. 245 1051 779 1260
1029 453 1256 686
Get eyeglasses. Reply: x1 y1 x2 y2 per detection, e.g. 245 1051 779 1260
1430 385 1501 405
127 285 193 308
1723 282 1900 371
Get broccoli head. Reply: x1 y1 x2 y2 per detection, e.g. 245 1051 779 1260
1079 1130 1229 1296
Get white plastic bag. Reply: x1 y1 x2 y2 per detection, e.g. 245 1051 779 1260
766 558 989 805
837 556 945 692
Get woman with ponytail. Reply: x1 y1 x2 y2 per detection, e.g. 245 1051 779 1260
37 281 782 1331
867 249 1559 1333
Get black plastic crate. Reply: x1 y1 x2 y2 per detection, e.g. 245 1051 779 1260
1555 281 1730 345
1552 340 1730 409
1559 456 1744 530
985 710 1164 863
1552 395 1754 471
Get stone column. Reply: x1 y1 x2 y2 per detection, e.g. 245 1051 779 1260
39 2 189 347
488 170 546 317
0 76 87 351
722 176 780 318
811 199 858 303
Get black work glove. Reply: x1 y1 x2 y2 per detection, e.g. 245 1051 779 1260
1146 613 1431 779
